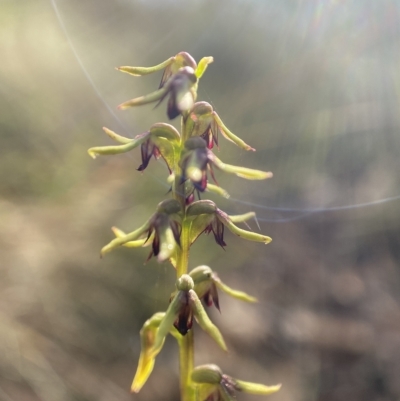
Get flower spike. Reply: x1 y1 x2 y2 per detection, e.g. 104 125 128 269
192 364 281 401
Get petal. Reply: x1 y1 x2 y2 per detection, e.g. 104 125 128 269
233 380 282 395
102 126 132 144
151 291 186 356
157 225 180 262
213 275 257 303
118 86 168 110
211 154 273 180
88 130 149 159
100 221 150 257
216 210 272 244
131 312 166 393
206 183 230 199
228 212 256 224
213 112 255 151
195 56 214 79
112 226 154 248
117 57 175 76
189 290 227 351
188 214 215 245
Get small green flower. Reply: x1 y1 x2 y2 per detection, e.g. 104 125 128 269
186 101 255 151
189 265 257 311
118 66 198 120
185 200 272 248
180 137 272 194
192 364 281 401
151 275 227 352
101 199 182 262
88 123 180 172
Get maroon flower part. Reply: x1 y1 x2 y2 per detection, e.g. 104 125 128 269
145 211 181 262
203 216 226 249
159 52 197 89
173 290 193 335
185 101 255 151
137 137 162 172
156 67 198 120
188 265 259 314
179 137 218 192
201 280 220 311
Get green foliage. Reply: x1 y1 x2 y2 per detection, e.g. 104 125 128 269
89 52 280 400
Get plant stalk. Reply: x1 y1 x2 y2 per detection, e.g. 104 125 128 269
174 114 195 401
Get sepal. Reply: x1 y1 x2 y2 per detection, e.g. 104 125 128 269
195 57 214 79
117 52 197 88
131 312 182 393
88 128 147 159
131 312 165 393
211 154 273 180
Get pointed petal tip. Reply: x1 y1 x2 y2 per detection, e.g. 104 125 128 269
264 236 272 244
87 149 97 159
130 384 141 393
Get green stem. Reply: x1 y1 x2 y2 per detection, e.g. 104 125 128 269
179 330 194 401
176 220 194 401
175 114 195 401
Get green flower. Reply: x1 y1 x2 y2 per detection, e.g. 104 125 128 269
180 137 272 194
151 275 227 351
192 365 281 401
186 200 272 248
116 52 213 119
101 199 182 262
189 265 257 312
186 101 255 151
88 123 180 173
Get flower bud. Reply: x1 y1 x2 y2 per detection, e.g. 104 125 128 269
192 364 223 384
176 274 194 291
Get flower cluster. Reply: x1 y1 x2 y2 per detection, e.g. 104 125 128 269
89 52 280 400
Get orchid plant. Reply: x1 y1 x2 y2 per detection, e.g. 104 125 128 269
89 52 281 401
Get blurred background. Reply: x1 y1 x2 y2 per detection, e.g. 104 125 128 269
1 0 400 400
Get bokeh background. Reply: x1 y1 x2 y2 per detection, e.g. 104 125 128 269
2 0 400 400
